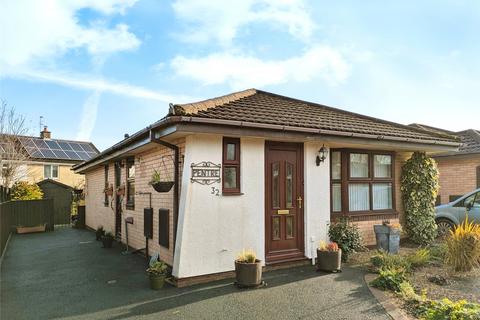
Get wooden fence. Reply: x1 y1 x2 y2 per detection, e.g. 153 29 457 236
0 199 54 258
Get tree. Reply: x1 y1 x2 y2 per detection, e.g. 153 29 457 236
11 181 43 200
0 101 30 187
401 152 439 245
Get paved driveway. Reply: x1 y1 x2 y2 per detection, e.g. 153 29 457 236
1 228 390 320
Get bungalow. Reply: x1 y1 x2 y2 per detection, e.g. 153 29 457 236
74 89 459 286
410 124 480 204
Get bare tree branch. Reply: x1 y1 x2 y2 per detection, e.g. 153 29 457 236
0 100 31 186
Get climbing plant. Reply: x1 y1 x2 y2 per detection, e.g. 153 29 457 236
400 152 439 245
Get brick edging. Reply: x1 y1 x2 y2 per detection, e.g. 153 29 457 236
364 273 414 320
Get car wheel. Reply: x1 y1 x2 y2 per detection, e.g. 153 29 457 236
436 219 455 238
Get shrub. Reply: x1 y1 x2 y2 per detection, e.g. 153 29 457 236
370 267 408 292
429 243 447 263
401 152 439 245
146 260 169 276
445 216 480 272
398 281 421 302
11 181 43 200
417 299 480 320
236 249 257 263
406 248 431 269
370 250 412 273
328 218 363 262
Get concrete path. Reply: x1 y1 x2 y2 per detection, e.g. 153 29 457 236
1 228 390 320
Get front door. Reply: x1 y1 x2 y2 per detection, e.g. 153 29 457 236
265 141 304 263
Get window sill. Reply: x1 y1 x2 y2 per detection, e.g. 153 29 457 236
331 210 398 218
222 192 244 196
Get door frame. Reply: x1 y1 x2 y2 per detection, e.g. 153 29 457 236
264 141 305 264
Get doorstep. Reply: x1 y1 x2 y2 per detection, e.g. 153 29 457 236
171 258 313 288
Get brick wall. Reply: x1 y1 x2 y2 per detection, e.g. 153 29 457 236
435 154 480 204
83 138 185 266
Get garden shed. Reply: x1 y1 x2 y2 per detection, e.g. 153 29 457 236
38 179 74 225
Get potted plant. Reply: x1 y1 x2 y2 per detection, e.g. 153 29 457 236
317 241 342 272
95 226 105 241
104 185 113 196
149 170 174 193
234 249 262 288
102 231 114 248
374 221 402 254
146 260 169 290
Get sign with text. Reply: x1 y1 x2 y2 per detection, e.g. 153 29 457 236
190 161 221 185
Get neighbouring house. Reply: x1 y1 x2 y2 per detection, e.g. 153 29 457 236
74 89 459 286
0 126 99 188
410 124 480 204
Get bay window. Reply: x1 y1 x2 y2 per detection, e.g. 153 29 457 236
331 150 395 215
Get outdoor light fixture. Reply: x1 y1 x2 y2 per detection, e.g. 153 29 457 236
316 145 328 166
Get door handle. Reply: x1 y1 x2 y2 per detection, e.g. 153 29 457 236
297 196 302 209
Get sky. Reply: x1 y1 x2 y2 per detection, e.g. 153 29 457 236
1 0 479 151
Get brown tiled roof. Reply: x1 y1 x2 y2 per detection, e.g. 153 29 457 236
173 89 459 145
410 124 480 156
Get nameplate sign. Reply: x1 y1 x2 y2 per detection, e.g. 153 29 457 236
191 161 221 185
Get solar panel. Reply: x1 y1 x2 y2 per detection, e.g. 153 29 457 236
18 137 98 161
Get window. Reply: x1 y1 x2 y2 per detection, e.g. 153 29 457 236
126 159 135 209
104 165 109 207
44 164 59 179
222 137 240 193
331 150 395 215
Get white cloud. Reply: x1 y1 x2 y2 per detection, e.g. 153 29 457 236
0 0 140 68
172 0 315 45
171 46 350 89
77 91 102 141
9 68 194 102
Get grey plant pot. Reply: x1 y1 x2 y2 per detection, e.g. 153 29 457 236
374 225 400 254
149 274 166 290
316 249 342 272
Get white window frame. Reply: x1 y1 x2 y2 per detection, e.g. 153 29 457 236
44 164 59 179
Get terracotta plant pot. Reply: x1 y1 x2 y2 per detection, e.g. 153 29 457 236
149 274 166 290
151 181 175 193
316 249 342 272
102 236 114 248
235 260 262 287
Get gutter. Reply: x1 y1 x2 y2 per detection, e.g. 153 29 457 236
74 115 460 173
149 130 180 256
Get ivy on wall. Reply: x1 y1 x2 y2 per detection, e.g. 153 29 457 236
400 152 439 245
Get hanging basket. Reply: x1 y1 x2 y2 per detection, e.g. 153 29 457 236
151 181 175 193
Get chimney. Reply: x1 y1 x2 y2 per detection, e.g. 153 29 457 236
40 126 51 139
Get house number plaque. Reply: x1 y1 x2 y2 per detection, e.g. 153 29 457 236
190 161 221 185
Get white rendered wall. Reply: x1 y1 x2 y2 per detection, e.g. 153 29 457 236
173 134 266 278
303 142 331 259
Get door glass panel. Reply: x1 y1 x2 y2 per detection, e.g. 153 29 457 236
286 162 293 208
286 216 294 238
272 217 280 240
272 162 280 208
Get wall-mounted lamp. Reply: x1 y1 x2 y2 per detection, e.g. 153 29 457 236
316 145 328 166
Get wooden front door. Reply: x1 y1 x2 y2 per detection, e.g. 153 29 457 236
265 141 304 263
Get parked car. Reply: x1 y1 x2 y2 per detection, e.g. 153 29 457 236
435 188 480 236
